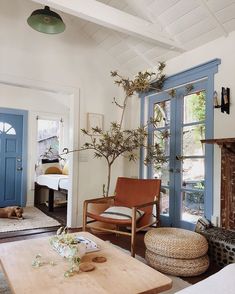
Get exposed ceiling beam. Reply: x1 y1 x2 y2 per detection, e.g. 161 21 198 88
116 34 155 68
126 0 184 54
126 0 165 32
31 0 185 51
199 0 228 37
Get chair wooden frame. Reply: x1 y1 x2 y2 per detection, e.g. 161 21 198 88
83 179 161 257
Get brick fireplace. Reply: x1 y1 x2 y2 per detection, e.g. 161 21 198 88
201 138 235 267
202 138 235 230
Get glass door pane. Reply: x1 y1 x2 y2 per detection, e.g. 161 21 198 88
180 90 206 224
153 100 171 219
148 79 211 230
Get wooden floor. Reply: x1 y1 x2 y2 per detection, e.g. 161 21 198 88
0 227 221 285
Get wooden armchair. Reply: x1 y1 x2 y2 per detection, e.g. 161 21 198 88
83 177 161 257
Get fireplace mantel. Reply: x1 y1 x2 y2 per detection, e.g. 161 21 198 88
201 138 235 152
202 138 235 230
201 137 235 145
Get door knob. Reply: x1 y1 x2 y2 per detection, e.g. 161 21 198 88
17 167 23 171
176 155 184 161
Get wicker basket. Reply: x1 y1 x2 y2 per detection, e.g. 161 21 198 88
144 228 208 259
146 249 209 277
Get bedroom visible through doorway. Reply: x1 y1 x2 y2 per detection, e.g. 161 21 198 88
34 117 67 226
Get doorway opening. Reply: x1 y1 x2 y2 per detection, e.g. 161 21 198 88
34 117 67 226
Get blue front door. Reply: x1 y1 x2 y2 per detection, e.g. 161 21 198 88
0 112 24 207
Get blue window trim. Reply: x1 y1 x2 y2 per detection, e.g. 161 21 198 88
139 58 221 222
0 107 28 207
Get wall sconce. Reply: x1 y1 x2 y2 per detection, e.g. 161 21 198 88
214 88 230 114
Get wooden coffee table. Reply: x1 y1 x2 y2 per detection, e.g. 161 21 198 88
0 232 172 294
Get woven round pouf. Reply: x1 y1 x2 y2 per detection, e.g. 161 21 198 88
144 228 209 277
145 249 209 277
144 227 208 259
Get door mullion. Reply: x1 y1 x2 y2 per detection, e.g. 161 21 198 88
147 99 155 179
174 89 184 227
169 96 177 227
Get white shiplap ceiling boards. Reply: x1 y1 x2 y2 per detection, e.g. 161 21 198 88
31 0 235 75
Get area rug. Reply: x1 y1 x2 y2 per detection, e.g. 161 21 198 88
0 207 60 233
0 269 11 294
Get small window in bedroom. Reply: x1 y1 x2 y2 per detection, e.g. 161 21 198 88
37 118 61 162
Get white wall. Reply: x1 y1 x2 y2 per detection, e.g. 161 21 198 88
151 30 235 225
0 0 128 227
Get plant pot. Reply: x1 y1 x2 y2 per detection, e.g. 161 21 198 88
87 199 115 235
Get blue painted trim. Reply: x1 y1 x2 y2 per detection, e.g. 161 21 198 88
147 96 154 179
160 214 172 227
204 75 214 220
182 121 205 128
147 58 221 97
180 220 196 231
139 94 145 179
174 87 183 228
169 96 177 227
140 59 220 228
0 107 28 207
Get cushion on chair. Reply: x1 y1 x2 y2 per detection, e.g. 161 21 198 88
114 177 161 227
100 206 145 221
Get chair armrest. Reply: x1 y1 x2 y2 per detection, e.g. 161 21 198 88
84 196 115 204
133 199 158 209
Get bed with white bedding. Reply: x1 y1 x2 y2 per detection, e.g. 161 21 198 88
36 174 69 190
35 174 69 212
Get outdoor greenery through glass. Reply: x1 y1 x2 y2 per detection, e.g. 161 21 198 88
182 90 206 222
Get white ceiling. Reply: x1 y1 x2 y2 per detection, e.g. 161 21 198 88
31 0 235 74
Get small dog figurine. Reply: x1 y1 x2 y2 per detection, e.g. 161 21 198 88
0 206 24 219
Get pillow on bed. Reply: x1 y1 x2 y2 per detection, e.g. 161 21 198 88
44 166 62 174
62 161 69 175
36 161 62 175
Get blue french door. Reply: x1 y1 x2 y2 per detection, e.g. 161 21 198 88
0 112 25 207
148 80 213 230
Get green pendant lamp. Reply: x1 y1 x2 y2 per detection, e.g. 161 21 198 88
27 6 65 34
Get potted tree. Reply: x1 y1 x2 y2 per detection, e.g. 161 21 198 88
64 62 167 196
63 63 167 231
